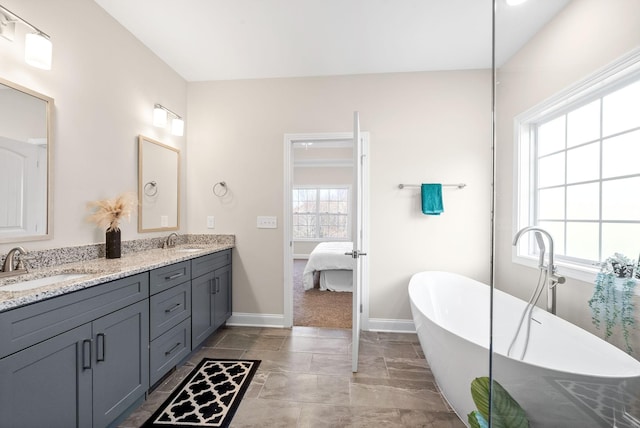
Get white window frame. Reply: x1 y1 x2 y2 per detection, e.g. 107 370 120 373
513 48 640 282
292 185 351 241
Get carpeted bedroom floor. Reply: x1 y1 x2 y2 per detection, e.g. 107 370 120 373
293 259 352 329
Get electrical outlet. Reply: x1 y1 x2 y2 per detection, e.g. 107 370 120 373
207 216 215 229
160 215 168 227
257 216 277 229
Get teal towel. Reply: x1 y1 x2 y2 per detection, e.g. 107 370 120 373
421 184 443 215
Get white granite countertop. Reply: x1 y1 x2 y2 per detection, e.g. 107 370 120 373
0 242 234 312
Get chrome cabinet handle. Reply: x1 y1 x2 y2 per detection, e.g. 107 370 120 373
165 272 184 280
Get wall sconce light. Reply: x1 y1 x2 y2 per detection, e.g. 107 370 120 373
153 104 184 136
0 5 52 70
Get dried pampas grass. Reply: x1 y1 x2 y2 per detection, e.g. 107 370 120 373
87 192 137 231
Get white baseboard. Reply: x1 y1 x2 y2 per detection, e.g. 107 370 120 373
367 318 416 333
227 313 415 333
227 312 286 328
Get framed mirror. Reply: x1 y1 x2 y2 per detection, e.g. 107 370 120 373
0 78 53 243
138 135 180 232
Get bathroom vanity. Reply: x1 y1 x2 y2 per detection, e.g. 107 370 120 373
0 242 232 428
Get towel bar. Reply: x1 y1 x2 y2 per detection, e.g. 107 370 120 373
398 183 466 189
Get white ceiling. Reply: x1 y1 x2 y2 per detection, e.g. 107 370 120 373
94 0 570 82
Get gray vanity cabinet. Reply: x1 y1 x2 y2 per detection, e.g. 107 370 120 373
92 299 149 428
148 261 192 387
0 273 149 428
213 263 232 330
191 250 232 349
0 324 93 428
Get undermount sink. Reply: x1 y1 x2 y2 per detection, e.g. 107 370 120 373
174 248 203 253
0 273 88 292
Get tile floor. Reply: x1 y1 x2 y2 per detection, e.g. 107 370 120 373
119 326 465 427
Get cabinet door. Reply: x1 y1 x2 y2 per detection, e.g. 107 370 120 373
213 264 232 330
191 271 215 349
92 300 149 428
0 324 92 428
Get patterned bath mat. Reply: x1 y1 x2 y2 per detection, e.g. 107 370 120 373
142 358 261 428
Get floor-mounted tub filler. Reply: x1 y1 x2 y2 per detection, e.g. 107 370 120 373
408 271 640 428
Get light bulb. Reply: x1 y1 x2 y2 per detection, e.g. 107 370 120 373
171 118 184 136
25 33 52 70
153 106 167 127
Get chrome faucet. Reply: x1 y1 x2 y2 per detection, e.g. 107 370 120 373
1 246 28 278
512 227 565 314
163 233 179 249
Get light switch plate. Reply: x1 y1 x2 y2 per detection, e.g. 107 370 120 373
207 216 215 229
160 215 169 227
257 216 277 229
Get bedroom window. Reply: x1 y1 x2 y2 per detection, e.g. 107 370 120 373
515 53 640 279
292 187 350 240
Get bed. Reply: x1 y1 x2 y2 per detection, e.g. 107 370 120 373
302 242 355 292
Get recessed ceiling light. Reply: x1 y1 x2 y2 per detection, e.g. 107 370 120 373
506 0 528 6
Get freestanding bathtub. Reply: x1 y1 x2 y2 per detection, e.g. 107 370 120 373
408 271 640 428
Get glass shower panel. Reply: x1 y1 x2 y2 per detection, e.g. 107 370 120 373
492 1 640 427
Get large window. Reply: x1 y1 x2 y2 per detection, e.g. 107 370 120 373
292 187 350 240
515 54 640 275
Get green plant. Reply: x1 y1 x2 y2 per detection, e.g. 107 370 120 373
588 253 636 354
468 377 529 428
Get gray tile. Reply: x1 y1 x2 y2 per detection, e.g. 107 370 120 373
359 340 420 359
259 372 351 405
118 391 170 427
385 357 434 381
350 377 449 411
242 349 313 373
152 363 198 393
188 346 246 362
376 332 421 344
309 353 389 379
398 409 467 427
298 404 403 428
214 332 286 351
282 335 350 354
230 398 301 427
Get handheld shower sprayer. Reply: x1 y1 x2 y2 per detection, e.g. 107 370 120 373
534 231 546 269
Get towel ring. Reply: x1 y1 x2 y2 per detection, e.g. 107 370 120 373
213 181 228 197
144 181 158 196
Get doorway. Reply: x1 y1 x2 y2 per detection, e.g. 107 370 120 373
283 132 369 330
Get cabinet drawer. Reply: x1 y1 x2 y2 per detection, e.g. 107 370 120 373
150 282 191 340
149 261 191 295
191 249 231 279
149 318 191 386
0 273 149 359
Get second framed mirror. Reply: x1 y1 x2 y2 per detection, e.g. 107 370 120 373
138 135 180 232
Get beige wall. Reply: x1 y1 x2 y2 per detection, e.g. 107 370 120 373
187 71 493 323
495 0 640 356
0 0 187 253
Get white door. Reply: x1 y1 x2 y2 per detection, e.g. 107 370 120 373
349 111 367 372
